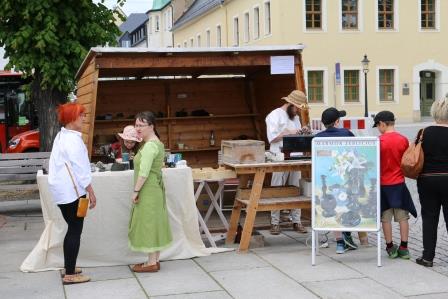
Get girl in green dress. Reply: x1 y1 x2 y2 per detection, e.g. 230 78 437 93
129 111 172 272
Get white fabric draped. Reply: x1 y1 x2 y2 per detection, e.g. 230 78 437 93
21 168 231 272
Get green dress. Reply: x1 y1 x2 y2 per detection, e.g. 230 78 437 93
128 140 172 253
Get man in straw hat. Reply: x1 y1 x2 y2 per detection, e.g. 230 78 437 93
265 90 310 235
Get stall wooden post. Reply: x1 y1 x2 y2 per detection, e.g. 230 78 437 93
225 174 250 245
239 168 266 252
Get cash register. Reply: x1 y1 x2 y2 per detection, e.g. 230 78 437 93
281 135 314 160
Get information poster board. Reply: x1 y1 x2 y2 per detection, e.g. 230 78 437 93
312 137 380 232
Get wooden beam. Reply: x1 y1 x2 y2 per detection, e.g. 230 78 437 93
95 55 272 70
294 53 310 127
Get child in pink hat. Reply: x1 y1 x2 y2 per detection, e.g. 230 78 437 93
112 125 142 161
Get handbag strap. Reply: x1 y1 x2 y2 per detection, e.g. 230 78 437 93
416 128 425 144
65 162 81 199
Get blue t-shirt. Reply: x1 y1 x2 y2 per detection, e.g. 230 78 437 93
315 127 354 137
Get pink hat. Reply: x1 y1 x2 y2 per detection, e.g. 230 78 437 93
118 125 142 142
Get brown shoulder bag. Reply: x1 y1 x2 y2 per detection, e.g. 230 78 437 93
401 128 424 179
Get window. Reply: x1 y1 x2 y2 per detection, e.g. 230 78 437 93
379 69 394 101
264 1 271 35
305 0 322 29
155 15 160 32
421 0 436 29
378 0 394 29
121 40 130 47
216 25 222 47
344 70 360 102
183 41 187 47
197 34 201 47
307 71 325 103
177 44 181 47
244 12 250 42
341 0 358 29
166 9 172 30
233 17 239 46
253 7 260 39
190 38 194 47
148 17 152 35
206 30 211 47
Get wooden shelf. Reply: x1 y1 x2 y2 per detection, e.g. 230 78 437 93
94 114 257 123
170 147 220 153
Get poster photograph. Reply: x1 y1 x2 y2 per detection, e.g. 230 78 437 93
312 137 380 231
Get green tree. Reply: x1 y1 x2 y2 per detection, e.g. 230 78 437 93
0 0 125 150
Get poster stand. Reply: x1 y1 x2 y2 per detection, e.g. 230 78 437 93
310 137 381 267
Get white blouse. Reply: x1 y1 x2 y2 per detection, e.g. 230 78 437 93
48 127 92 205
265 107 302 153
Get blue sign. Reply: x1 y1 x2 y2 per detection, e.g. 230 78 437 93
335 63 341 85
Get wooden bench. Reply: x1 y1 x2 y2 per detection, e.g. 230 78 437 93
0 152 51 192
236 186 311 212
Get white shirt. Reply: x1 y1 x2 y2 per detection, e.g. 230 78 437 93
265 107 302 153
48 127 92 205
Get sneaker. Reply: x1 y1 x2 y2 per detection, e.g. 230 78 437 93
416 257 433 267
336 242 346 254
343 234 358 250
398 247 410 259
270 224 281 235
386 244 398 259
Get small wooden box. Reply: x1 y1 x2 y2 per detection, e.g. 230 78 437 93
221 140 265 164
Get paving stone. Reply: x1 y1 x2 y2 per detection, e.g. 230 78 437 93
65 277 146 299
195 251 269 272
256 248 363 283
136 259 222 296
407 293 448 299
210 267 318 299
152 290 232 299
0 271 64 299
336 247 448 296
303 277 405 299
80 265 134 282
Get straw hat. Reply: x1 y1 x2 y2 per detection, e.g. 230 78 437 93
282 90 309 110
118 125 142 142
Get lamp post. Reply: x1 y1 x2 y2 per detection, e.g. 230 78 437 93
361 55 370 117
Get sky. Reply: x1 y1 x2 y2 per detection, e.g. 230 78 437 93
99 0 153 15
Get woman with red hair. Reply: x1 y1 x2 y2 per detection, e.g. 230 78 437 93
48 102 97 284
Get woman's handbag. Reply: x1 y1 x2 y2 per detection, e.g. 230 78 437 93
65 163 89 217
401 128 425 179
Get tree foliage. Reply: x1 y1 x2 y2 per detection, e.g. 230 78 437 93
0 0 126 150
0 0 125 93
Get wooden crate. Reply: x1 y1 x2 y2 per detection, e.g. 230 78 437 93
221 140 265 164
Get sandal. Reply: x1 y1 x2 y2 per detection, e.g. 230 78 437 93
61 267 82 277
131 263 159 273
62 274 90 285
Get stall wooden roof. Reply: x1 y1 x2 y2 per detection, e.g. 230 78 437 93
75 46 307 156
75 45 305 80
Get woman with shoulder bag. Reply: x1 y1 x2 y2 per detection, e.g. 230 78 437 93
416 96 448 267
48 103 97 284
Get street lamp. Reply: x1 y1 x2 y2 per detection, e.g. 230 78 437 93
361 54 370 117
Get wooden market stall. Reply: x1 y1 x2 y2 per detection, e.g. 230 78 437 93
75 46 308 168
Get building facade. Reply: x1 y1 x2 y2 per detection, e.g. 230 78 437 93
173 0 448 122
118 13 149 48
148 0 174 47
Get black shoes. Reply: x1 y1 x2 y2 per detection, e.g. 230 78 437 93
416 257 433 267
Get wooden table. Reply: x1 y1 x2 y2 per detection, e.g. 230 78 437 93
223 160 312 252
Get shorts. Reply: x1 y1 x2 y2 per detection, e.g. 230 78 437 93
381 208 409 223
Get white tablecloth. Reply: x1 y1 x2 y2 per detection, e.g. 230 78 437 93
21 167 230 272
